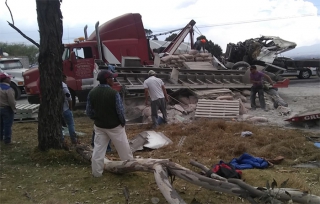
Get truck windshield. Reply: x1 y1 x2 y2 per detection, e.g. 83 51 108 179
0 60 23 70
72 47 93 59
62 47 70 60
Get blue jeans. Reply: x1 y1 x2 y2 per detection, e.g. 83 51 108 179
0 107 14 144
151 98 167 126
62 109 77 143
250 85 266 109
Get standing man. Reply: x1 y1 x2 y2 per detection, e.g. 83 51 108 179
144 70 169 128
249 65 274 111
0 73 16 144
86 70 133 178
62 75 78 144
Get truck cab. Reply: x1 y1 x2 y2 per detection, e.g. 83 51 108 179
0 58 28 99
23 13 153 105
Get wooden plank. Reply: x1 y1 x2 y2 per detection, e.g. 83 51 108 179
195 99 239 119
196 112 239 116
195 115 237 118
14 112 38 121
196 109 239 113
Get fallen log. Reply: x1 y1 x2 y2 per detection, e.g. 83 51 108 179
76 145 320 204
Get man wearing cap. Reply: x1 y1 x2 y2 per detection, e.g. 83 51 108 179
0 73 16 144
144 70 169 128
86 70 133 177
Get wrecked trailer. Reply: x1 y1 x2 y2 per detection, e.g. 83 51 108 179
223 35 320 78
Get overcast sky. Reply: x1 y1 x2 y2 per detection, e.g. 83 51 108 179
0 0 319 52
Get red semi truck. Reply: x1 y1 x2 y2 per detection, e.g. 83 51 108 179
23 13 156 104
23 13 288 106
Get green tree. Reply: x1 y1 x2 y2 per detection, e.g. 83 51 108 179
165 33 178 41
206 40 222 60
0 42 38 64
144 29 158 40
195 35 222 60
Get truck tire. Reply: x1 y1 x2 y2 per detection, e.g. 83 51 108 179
232 61 250 70
316 67 320 78
297 69 311 79
10 82 21 100
27 95 40 104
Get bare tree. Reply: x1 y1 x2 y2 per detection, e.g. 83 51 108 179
6 0 64 150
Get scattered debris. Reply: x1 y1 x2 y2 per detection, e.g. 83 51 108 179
62 127 86 137
174 104 187 115
248 116 268 123
292 161 320 168
129 131 173 152
241 131 253 137
177 136 187 147
277 105 291 116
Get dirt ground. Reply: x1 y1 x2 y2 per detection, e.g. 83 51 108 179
248 78 320 131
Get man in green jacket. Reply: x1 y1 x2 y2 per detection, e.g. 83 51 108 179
86 70 133 177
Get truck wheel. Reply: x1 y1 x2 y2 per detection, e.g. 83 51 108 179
27 95 41 104
316 67 320 77
10 82 21 100
232 61 250 70
298 69 311 79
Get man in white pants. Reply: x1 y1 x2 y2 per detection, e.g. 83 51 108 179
86 70 133 177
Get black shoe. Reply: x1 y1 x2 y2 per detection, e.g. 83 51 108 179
251 107 256 110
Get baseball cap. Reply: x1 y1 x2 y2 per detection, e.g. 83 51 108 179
148 70 156 76
97 70 118 81
0 72 11 80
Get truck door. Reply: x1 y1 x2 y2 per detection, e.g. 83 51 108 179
69 47 95 90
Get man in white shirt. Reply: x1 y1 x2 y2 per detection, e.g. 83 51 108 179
143 70 169 128
62 75 78 144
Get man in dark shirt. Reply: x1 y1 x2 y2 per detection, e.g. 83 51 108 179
249 65 274 111
86 70 133 177
0 73 16 144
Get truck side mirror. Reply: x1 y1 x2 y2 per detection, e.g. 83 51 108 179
70 51 76 63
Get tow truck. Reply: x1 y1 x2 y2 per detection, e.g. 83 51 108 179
0 57 27 99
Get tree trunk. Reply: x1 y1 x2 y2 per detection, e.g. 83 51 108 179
36 0 64 151
76 145 320 204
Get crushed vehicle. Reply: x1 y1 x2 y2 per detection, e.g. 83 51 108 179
223 36 320 79
0 57 28 99
23 13 289 106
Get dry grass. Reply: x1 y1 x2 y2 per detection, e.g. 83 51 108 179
0 117 319 203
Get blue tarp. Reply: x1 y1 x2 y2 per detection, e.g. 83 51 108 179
229 153 269 170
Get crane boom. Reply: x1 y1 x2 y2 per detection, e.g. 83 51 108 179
161 20 196 55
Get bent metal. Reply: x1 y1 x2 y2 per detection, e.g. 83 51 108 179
304 114 320 120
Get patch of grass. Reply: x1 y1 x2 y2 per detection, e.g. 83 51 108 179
0 117 319 203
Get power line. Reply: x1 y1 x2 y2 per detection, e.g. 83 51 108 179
152 13 318 34
196 14 318 28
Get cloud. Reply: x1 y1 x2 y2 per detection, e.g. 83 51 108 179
0 0 319 51
175 0 198 9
